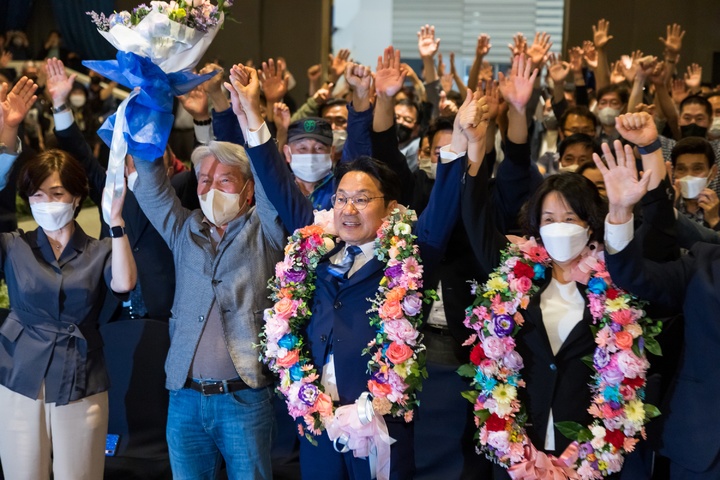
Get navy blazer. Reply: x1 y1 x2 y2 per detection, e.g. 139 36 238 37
461 163 596 455
607 234 720 472
245 134 463 403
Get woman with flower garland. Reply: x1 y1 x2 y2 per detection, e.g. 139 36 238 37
461 82 666 479
223 56 487 479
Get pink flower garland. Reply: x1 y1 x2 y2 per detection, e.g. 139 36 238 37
459 238 662 479
259 209 427 443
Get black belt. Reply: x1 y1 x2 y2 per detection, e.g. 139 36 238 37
184 378 249 395
425 324 452 336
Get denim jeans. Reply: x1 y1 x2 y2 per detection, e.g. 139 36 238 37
166 385 274 480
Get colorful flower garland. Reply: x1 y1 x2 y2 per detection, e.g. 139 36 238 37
459 238 662 479
259 209 428 444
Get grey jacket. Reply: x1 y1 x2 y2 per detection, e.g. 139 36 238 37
133 159 286 391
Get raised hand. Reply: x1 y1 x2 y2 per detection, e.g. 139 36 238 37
483 80 500 122
312 82 334 105
0 51 12 69
345 62 372 99
498 54 538 112
507 33 527 58
699 188 720 228
225 64 262 131
449 52 458 75
659 23 685 56
199 63 225 95
594 140 651 217
568 47 584 73
634 55 657 82
647 60 669 87
375 46 406 98
307 64 322 83
417 24 441 59
547 53 570 84
260 58 288 103
0 76 37 128
615 112 658 147
592 19 614 49
610 61 625 85
273 102 291 131
671 78 689 104
684 63 702 90
476 34 492 58
438 53 453 93
438 91 458 117
177 86 209 120
634 103 657 116
458 89 490 144
526 32 552 68
45 58 76 108
582 41 598 70
329 48 351 82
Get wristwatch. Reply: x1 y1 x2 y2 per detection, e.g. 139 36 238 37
52 103 70 114
109 226 126 238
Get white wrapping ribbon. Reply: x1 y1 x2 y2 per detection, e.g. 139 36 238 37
102 89 139 226
326 392 396 480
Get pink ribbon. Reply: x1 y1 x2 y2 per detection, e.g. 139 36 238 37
507 442 580 480
325 393 396 480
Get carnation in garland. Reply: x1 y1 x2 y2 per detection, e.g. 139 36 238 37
457 238 662 479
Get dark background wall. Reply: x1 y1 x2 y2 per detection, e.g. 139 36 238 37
20 1 720 95
565 0 720 84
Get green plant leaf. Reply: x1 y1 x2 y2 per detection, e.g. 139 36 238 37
457 364 477 378
461 390 479 404
555 421 585 441
644 404 661 419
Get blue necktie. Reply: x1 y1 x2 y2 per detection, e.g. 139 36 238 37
327 245 362 280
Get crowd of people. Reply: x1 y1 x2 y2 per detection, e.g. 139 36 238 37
0 15 718 480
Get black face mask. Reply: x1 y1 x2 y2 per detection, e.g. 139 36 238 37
681 123 708 139
396 124 413 144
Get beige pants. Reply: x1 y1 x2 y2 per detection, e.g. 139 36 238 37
0 383 108 480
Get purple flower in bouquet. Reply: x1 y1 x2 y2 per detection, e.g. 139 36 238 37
285 269 307 284
493 314 515 337
594 346 610 369
298 384 319 406
385 264 403 280
401 295 422 317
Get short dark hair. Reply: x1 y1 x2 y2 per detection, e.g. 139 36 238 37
560 106 598 131
670 136 716 167
334 156 402 205
445 90 463 108
394 98 420 122
680 95 712 118
558 133 601 159
596 84 630 106
424 117 454 146
18 149 89 218
576 161 600 176
519 173 607 244
319 98 348 117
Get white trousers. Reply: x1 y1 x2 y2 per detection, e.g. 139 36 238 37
0 383 108 480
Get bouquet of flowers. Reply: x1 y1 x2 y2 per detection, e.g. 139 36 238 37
83 0 231 223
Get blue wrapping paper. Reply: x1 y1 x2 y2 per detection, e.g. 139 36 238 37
83 51 217 162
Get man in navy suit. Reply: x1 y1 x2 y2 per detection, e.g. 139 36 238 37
598 112 720 479
219 56 479 479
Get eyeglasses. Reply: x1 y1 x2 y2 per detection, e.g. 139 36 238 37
331 194 384 210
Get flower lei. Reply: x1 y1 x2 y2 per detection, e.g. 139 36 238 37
259 209 428 444
459 238 662 479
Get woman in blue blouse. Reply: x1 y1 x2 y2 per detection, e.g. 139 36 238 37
0 147 136 479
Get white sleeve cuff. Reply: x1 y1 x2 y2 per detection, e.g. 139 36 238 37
193 123 212 145
604 215 635 255
53 111 74 132
246 122 272 147
439 145 466 164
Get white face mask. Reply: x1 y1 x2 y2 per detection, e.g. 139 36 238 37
332 130 347 151
558 164 579 173
597 107 621 126
69 95 86 108
126 171 138 192
678 175 708 199
198 181 249 227
290 153 332 182
708 117 720 140
31 201 75 232
540 222 590 263
427 162 438 179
